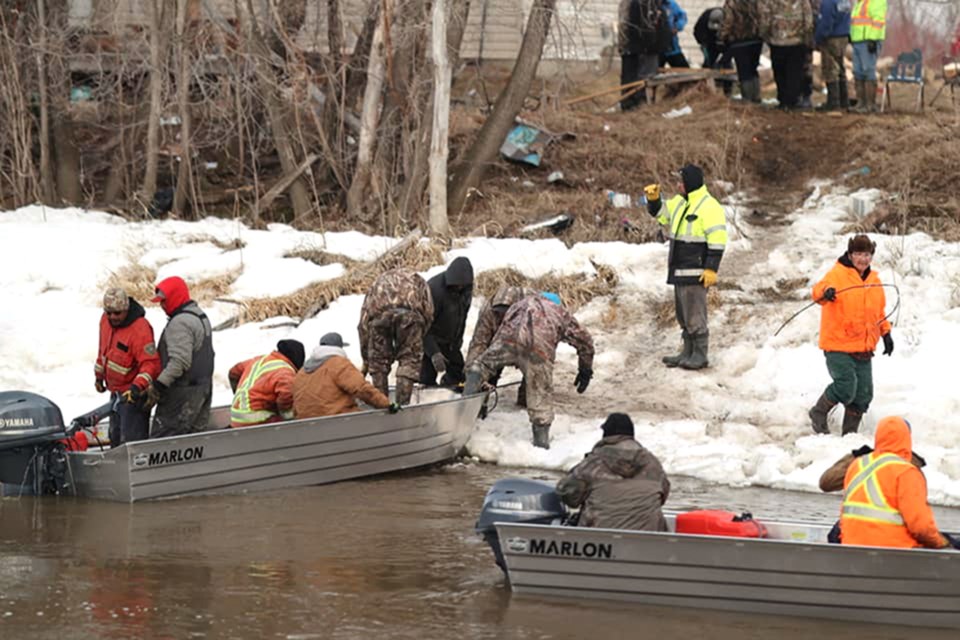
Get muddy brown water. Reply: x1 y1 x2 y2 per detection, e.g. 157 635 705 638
2 464 959 640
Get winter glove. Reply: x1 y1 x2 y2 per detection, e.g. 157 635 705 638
867 40 878 55
229 374 240 394
387 402 402 414
143 382 164 410
95 378 107 393
431 352 448 374
822 287 837 302
645 184 661 216
852 445 874 457
882 332 894 356
699 269 718 288
121 385 141 405
574 368 592 394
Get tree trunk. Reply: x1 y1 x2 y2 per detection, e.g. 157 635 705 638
447 0 556 216
173 0 194 217
35 0 56 203
142 0 166 206
344 0 383 108
427 0 451 237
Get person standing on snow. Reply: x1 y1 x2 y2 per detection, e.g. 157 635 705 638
464 292 594 450
420 257 474 388
228 339 304 428
145 276 215 438
466 285 537 406
556 413 671 531
94 287 161 446
645 164 728 370
809 234 893 436
359 269 434 405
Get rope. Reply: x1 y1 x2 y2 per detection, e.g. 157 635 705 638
773 283 901 337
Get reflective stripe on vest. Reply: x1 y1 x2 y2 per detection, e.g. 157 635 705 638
841 452 911 525
230 356 293 425
851 0 886 39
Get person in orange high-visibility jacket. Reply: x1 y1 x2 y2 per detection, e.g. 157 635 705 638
95 287 161 446
809 234 892 435
840 416 955 550
228 340 305 428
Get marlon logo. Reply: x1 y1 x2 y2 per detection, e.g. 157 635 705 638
147 445 204 466
529 538 613 559
133 453 149 467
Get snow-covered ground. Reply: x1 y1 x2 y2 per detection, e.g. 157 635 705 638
2 182 959 505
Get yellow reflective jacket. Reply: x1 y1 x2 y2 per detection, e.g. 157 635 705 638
655 185 728 285
850 0 886 42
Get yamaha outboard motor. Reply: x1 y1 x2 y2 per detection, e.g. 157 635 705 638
0 391 69 496
476 478 568 571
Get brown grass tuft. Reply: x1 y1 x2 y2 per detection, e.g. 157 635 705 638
104 260 157 303
474 261 619 312
285 247 361 269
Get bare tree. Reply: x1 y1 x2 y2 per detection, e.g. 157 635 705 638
141 0 170 207
173 0 194 217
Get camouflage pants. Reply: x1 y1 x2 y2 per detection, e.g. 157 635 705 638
366 308 425 386
151 383 212 439
474 342 554 427
819 37 847 84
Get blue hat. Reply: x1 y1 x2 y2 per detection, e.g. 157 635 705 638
540 292 561 306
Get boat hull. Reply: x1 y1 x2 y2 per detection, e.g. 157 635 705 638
495 519 960 628
68 392 484 502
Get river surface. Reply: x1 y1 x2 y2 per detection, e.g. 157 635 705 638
2 463 959 640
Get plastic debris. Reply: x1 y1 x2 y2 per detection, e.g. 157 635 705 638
547 171 564 183
662 105 693 119
500 123 554 167
606 190 636 208
520 213 575 235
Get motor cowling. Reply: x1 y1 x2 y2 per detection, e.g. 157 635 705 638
476 478 567 571
0 391 68 493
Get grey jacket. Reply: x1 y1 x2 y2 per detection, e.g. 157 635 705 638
157 301 214 388
557 435 670 531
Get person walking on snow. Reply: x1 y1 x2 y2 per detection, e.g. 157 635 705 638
809 234 893 435
645 164 728 370
420 257 474 388
94 287 161 446
146 276 215 438
464 292 594 450
228 339 304 428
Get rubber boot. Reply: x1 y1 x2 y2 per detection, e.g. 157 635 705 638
742 77 761 104
852 79 867 112
678 333 709 370
663 331 693 367
841 407 862 435
532 423 551 450
516 378 527 408
816 82 839 111
838 79 850 110
809 392 837 434
395 377 414 405
864 80 878 113
371 371 389 397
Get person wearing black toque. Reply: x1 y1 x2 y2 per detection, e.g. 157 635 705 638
644 165 728 370
556 413 671 531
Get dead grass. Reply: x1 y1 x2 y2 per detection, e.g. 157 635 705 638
473 262 619 312
285 247 360 268
103 260 157 303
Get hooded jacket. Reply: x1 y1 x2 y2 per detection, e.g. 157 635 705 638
228 351 297 427
466 286 536 365
491 295 594 370
358 269 434 364
96 298 161 392
424 257 474 359
619 0 672 55
292 346 391 418
812 253 891 354
840 417 948 549
720 0 761 44
815 0 852 43
557 435 671 531
154 277 214 388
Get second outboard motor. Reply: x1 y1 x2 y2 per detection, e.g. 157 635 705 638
0 391 69 496
476 477 567 571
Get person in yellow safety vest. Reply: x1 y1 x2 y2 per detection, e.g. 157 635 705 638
228 340 305 428
645 164 728 370
849 0 886 113
840 416 960 550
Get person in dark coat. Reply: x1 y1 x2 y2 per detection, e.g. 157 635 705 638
619 0 673 111
695 7 734 94
420 257 474 387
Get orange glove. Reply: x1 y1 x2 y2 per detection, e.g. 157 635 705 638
643 184 660 202
699 269 718 288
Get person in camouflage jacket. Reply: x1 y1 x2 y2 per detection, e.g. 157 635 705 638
721 0 763 102
557 413 671 531
759 0 813 109
358 269 434 405
464 293 594 449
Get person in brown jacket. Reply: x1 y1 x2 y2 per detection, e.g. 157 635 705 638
819 444 926 493
292 332 399 419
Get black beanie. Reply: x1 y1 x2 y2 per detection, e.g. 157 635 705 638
601 413 635 438
680 164 704 194
277 339 305 370
847 234 876 255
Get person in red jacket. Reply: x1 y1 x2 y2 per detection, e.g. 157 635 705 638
94 287 161 445
809 235 893 435
228 340 304 428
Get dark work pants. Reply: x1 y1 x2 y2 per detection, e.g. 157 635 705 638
151 383 212 439
108 393 150 446
703 47 734 95
770 45 807 108
620 53 659 111
823 352 874 414
659 52 690 68
729 40 763 83
419 344 466 387
673 284 708 337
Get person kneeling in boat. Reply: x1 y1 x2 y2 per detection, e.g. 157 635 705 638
292 332 400 418
839 416 959 550
820 445 926 493
228 340 305 428
556 413 671 531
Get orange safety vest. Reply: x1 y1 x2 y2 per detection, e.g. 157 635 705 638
840 452 917 548
230 353 295 427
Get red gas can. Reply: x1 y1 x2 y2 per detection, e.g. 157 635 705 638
674 510 768 538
